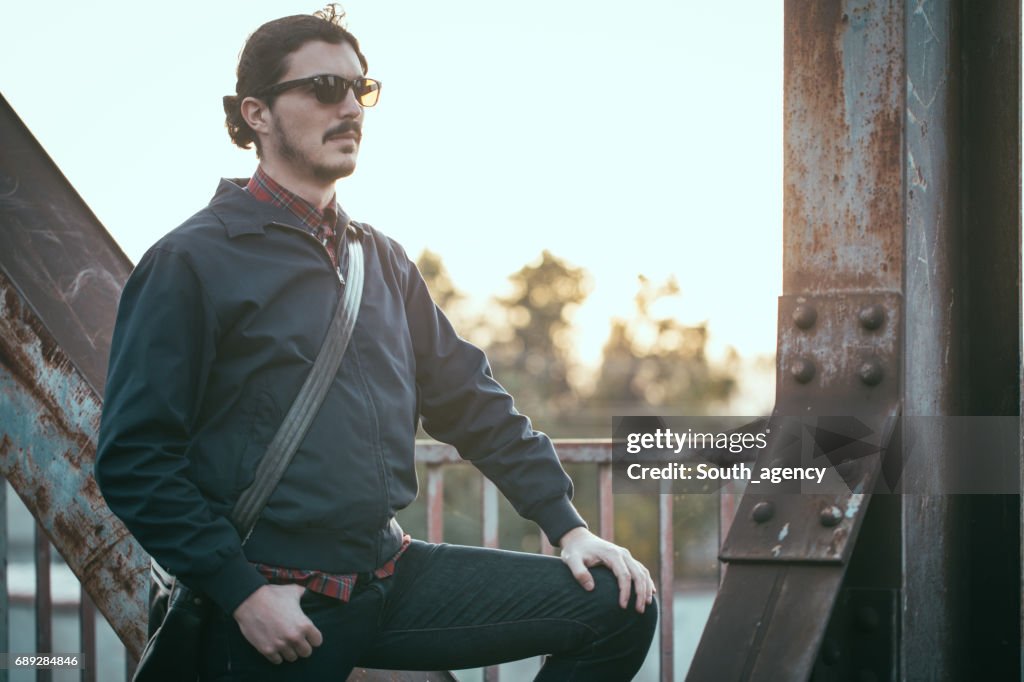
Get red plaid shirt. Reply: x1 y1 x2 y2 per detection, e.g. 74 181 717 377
245 166 409 601
252 535 412 601
245 166 341 267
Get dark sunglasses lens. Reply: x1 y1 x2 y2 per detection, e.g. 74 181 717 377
355 79 381 107
312 76 348 104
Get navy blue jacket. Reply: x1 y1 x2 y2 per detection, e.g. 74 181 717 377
95 179 585 615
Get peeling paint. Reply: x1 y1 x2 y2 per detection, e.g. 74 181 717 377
846 493 865 519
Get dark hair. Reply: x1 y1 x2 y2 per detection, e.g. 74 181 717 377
222 4 369 154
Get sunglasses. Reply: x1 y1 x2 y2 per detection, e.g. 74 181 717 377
256 75 382 107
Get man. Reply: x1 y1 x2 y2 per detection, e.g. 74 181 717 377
95 6 657 680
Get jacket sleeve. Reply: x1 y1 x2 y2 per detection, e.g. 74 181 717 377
94 246 267 615
398 244 586 545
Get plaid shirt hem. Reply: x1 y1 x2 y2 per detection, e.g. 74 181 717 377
252 534 412 602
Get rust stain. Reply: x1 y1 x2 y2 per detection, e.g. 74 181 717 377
0 287 101 459
783 0 904 293
32 479 52 517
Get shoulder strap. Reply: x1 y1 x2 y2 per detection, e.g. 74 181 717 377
230 226 365 540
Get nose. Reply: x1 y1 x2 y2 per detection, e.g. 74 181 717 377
338 86 362 118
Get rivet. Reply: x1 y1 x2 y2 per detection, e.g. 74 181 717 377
858 359 884 386
858 304 885 330
792 304 817 330
791 358 816 384
820 506 843 527
821 638 841 665
751 501 775 523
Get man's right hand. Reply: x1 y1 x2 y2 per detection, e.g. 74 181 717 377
233 583 324 664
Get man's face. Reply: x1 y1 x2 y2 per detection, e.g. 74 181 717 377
262 40 365 183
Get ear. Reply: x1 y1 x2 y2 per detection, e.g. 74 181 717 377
240 96 272 137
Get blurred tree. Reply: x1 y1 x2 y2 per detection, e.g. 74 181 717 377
486 250 592 428
416 248 471 327
591 275 737 415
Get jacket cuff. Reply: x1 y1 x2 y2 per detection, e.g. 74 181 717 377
189 550 268 616
532 496 587 547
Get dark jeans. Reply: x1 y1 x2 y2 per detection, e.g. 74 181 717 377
199 541 658 681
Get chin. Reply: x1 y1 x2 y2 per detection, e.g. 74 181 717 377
314 159 357 182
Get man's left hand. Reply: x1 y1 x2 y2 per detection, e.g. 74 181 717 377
557 526 655 613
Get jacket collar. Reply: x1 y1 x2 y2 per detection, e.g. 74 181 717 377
209 178 360 239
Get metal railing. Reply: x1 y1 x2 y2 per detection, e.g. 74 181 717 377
2 439 732 682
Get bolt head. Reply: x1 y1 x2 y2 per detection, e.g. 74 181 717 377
820 505 843 527
792 304 817 329
791 358 816 384
751 501 775 523
858 304 885 330
858 359 884 386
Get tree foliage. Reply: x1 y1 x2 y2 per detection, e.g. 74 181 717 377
591 275 738 415
485 250 591 420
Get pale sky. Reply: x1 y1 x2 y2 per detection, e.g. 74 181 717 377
1 1 783 372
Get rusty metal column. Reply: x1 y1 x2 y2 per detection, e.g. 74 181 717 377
688 1 906 679
901 1 964 677
902 1 1021 679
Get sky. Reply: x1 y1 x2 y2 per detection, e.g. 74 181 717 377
0 1 783 375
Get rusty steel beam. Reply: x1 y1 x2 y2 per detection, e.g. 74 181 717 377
902 1 1020 679
0 95 131 396
782 1 904 294
690 0 1021 679
689 0 907 679
0 270 149 650
0 268 150 654
900 1 965 678
0 91 148 659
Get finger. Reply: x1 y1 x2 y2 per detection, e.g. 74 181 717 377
631 563 651 613
305 621 324 648
280 644 300 663
262 647 283 665
608 555 633 608
294 635 314 659
634 561 653 610
562 553 595 591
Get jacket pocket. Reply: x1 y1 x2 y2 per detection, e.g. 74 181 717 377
232 379 281 494
191 378 280 506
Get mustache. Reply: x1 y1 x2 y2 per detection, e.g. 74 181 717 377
323 121 362 143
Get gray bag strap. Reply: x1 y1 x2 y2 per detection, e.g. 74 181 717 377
231 225 365 540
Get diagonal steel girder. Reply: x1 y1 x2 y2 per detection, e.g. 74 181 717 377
0 92 144 650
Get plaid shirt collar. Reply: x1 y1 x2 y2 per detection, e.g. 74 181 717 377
245 165 340 239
